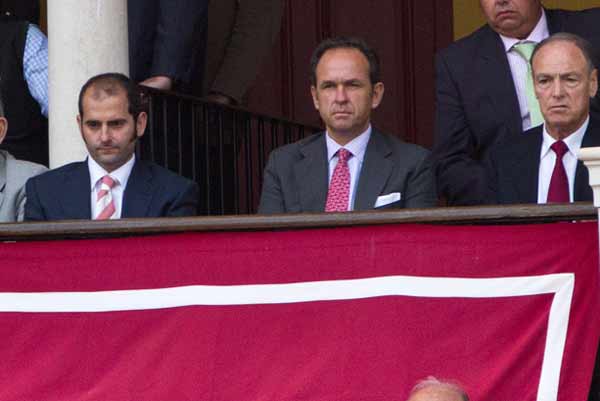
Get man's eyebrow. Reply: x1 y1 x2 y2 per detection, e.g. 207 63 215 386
319 78 364 86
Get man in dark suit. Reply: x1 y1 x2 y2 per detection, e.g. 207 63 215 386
487 33 598 204
432 0 600 206
258 37 436 214
24 73 198 221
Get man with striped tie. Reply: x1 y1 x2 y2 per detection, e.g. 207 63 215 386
24 73 198 221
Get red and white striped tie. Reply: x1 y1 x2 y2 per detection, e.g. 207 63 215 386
95 175 117 220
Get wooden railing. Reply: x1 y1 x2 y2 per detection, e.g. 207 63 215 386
0 203 595 242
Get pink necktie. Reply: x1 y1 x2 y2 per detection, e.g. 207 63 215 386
325 148 352 212
96 175 117 220
547 141 569 203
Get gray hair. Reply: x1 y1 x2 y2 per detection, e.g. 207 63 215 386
409 376 470 401
531 32 597 73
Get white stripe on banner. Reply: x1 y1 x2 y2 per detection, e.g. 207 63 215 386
0 273 574 401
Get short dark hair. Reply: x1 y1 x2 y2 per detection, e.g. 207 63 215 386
78 72 145 119
309 36 381 86
532 32 597 73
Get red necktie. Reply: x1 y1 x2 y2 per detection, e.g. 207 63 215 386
547 141 570 203
95 175 117 220
325 148 352 212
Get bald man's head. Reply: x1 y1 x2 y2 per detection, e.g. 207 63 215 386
406 378 469 401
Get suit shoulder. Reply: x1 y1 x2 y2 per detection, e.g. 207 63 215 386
139 160 197 188
437 24 492 60
376 131 430 160
492 126 541 158
27 161 85 184
268 133 323 159
5 154 47 175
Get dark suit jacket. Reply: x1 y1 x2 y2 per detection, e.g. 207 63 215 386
486 117 600 204
258 129 437 213
24 159 199 221
432 7 600 206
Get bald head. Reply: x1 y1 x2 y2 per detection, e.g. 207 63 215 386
406 378 469 401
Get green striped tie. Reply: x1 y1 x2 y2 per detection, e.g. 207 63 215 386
513 42 544 127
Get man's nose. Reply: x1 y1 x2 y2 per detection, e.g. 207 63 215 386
551 79 565 98
99 125 111 142
334 84 348 102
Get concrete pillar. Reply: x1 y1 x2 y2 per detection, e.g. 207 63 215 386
579 147 600 208
47 1 128 168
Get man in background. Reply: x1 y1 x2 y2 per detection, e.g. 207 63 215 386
0 13 48 165
0 89 46 222
128 0 208 92
202 0 283 105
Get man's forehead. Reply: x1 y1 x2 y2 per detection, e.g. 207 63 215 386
84 84 127 102
533 41 589 71
315 48 370 80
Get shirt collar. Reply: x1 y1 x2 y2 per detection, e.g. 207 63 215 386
88 154 136 190
541 115 589 158
326 125 372 163
500 9 548 52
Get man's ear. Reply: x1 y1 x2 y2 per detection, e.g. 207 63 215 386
136 111 148 138
76 114 85 140
590 69 598 98
310 85 319 110
371 82 385 109
0 117 7 144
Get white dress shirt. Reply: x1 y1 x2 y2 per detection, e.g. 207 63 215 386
537 117 588 203
88 155 136 219
500 10 549 131
326 126 371 211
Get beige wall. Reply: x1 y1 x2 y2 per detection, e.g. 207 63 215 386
454 0 600 39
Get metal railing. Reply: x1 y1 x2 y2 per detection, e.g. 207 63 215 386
137 88 320 215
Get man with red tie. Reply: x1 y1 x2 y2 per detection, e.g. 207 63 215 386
258 37 436 214
486 33 600 205
24 73 198 221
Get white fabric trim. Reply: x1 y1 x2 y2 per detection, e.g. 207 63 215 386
0 273 574 401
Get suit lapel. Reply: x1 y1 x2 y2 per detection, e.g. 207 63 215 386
293 134 328 212
122 160 154 218
354 130 393 210
575 118 600 201
0 152 7 212
61 162 92 219
294 133 329 212
478 26 522 137
509 129 542 203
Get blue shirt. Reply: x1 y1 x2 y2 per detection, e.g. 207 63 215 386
23 24 48 117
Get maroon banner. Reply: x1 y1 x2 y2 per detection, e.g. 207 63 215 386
0 222 598 401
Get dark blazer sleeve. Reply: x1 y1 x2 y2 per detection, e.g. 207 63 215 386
258 148 285 214
165 179 199 217
23 175 46 221
431 50 488 206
